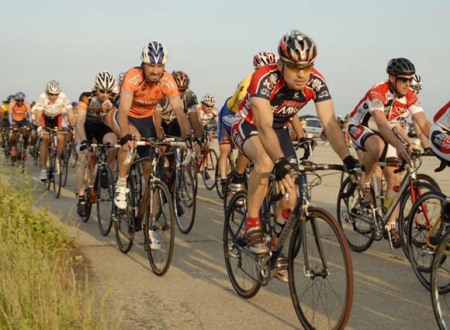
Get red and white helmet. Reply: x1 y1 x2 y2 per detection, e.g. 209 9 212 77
278 30 317 66
141 41 168 65
253 51 277 68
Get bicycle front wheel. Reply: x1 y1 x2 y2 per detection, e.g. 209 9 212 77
337 176 375 252
406 190 446 290
174 165 196 234
223 191 261 298
96 165 115 236
144 179 175 276
201 148 218 190
289 206 353 330
61 144 70 186
431 229 450 329
113 188 135 253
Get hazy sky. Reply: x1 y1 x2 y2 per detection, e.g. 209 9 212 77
2 0 449 118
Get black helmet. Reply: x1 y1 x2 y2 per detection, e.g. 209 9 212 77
386 58 415 76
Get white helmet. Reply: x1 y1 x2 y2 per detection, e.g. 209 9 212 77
141 41 168 64
410 74 422 93
117 71 126 86
46 80 61 94
201 94 216 107
95 71 116 91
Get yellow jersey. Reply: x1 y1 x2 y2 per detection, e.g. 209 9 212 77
1 103 9 120
226 73 252 114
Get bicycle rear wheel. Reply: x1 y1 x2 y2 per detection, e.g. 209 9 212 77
215 153 232 200
407 191 446 290
431 229 450 330
223 191 261 298
337 176 375 252
144 179 175 276
289 206 353 330
174 165 196 234
201 148 218 190
96 165 115 236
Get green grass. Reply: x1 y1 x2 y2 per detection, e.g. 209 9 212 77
0 166 121 329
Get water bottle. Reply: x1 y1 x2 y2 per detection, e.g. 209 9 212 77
384 185 400 209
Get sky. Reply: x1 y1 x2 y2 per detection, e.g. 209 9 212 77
2 0 449 119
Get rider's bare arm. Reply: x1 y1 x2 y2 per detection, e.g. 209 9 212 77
316 100 351 160
251 96 284 162
117 91 133 138
170 96 192 136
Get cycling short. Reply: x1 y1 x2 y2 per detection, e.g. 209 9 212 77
430 123 450 163
162 119 181 138
231 116 297 165
218 102 234 144
128 115 156 158
12 119 28 128
348 124 397 160
84 122 113 145
41 114 63 129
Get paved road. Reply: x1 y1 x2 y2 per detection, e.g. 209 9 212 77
15 143 450 329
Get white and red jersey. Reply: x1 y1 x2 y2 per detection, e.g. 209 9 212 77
238 64 332 129
349 81 423 131
32 92 73 117
433 101 450 131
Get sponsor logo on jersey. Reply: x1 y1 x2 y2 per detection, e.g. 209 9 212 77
349 125 364 140
431 131 450 154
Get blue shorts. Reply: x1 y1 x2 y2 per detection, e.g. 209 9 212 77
218 101 235 144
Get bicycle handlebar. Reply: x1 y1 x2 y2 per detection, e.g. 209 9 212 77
124 137 193 167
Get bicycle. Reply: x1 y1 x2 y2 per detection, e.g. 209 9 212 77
223 158 353 329
79 143 120 237
337 151 439 254
114 137 191 275
61 127 76 186
406 190 447 290
159 139 197 234
430 196 450 329
10 126 30 170
42 127 63 199
190 127 218 192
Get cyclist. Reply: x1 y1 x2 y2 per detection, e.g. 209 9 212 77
199 94 218 129
217 51 279 195
409 74 431 152
75 71 118 217
0 95 14 147
231 30 359 266
34 80 75 181
160 70 203 141
114 41 193 219
429 100 450 171
348 58 432 246
9 92 32 161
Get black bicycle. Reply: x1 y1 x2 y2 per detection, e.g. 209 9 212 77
224 155 353 329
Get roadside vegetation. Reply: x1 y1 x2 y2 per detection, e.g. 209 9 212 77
0 166 120 329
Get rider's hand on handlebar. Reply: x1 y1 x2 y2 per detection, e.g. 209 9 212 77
343 155 361 183
396 143 411 164
274 157 295 197
119 133 133 152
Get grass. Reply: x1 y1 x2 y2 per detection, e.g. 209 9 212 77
0 165 121 329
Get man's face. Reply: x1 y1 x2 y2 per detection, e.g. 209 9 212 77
95 88 112 102
279 62 313 91
391 75 413 97
142 63 164 84
47 92 59 103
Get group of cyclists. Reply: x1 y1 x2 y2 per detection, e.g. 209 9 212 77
1 28 450 327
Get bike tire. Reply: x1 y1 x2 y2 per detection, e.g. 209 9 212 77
289 206 353 330
337 176 375 252
96 165 115 237
223 191 261 298
144 179 175 276
431 229 450 330
174 165 196 234
113 176 136 253
80 162 93 223
406 190 446 290
201 148 218 190
399 180 439 258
